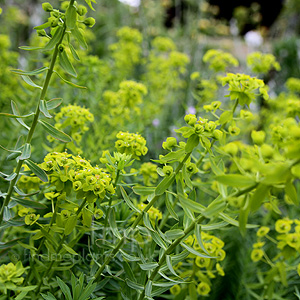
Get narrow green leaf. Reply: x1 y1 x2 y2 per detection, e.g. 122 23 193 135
0 112 34 119
0 239 20 250
15 291 29 300
120 186 140 213
11 100 30 130
215 174 256 188
145 281 153 298
182 165 193 189
12 197 47 210
21 75 42 89
11 67 48 76
25 159 48 182
71 25 88 50
19 46 43 51
34 22 51 30
203 197 226 218
84 0 96 11
69 43 80 61
165 194 178 221
59 49 77 77
158 271 186 284
178 193 204 213
66 4 77 29
125 279 144 290
64 215 77 235
17 241 37 251
166 255 180 278
13 186 39 197
43 26 64 51
56 277 72 300
219 212 258 228
39 100 52 118
181 242 213 258
5 173 17 181
165 229 184 240
39 119 72 143
195 224 210 255
120 250 141 262
46 98 63 110
54 70 87 89
19 143 31 160
62 243 78 255
239 205 250 236
133 186 155 196
139 262 159 270
249 183 270 211
41 292 57 300
285 181 298 205
108 209 122 239
82 208 92 227
40 228 58 248
155 175 175 196
185 134 199 152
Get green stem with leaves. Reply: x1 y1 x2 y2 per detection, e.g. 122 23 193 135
138 216 205 300
0 20 70 225
94 152 192 281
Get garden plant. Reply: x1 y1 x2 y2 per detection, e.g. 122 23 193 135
0 0 300 299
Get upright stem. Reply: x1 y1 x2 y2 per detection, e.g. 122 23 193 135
0 24 67 225
94 152 192 281
138 216 205 300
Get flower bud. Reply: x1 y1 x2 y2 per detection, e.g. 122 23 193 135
83 17 96 27
42 2 53 12
228 125 240 136
162 137 177 151
251 130 265 145
77 5 87 16
162 165 173 176
261 144 274 158
184 114 197 126
213 129 223 140
223 142 238 156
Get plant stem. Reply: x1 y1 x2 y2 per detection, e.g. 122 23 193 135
35 195 87 293
94 152 192 281
0 24 67 225
103 169 121 243
138 216 205 300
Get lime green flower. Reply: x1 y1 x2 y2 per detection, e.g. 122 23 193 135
257 226 270 237
0 262 25 293
275 219 293 233
197 281 211 295
170 284 181 295
195 257 210 268
251 249 264 262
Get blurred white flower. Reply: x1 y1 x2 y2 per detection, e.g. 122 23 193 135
119 0 140 7
244 31 263 48
186 106 196 115
152 119 160 127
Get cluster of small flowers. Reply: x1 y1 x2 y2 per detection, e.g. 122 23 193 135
39 1 94 34
251 219 300 277
41 151 114 203
53 104 94 144
247 52 281 74
170 232 226 296
18 207 40 226
221 73 269 105
102 81 147 122
109 27 143 78
203 49 239 72
140 162 158 186
115 132 148 159
286 77 300 94
182 114 223 140
0 261 25 294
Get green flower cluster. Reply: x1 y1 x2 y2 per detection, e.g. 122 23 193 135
176 114 223 142
101 80 147 125
109 26 143 79
171 232 226 296
0 262 25 294
203 49 239 72
247 52 281 74
286 77 300 93
221 73 269 106
55 104 94 142
140 162 158 186
41 151 114 203
115 131 148 159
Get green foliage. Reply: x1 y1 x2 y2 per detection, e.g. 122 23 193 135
0 1 300 300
